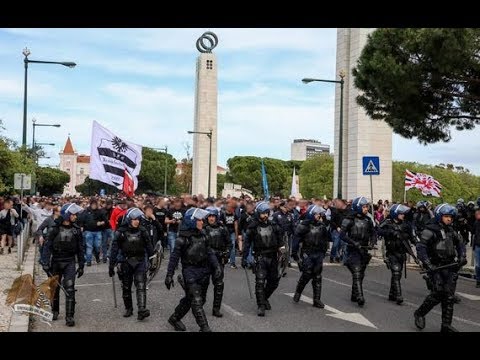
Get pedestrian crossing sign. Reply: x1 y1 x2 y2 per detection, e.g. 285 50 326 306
362 156 380 175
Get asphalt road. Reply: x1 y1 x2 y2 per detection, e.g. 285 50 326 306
30 255 480 332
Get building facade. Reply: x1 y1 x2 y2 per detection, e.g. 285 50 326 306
291 139 330 161
59 137 90 196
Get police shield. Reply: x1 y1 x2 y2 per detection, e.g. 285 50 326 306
147 242 163 287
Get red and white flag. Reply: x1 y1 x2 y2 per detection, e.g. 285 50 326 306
405 169 442 197
122 168 135 197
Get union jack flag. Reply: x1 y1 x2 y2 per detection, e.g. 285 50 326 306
405 169 442 197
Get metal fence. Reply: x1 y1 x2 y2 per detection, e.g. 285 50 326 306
16 220 31 268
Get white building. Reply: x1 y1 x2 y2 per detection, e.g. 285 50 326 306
291 139 330 161
59 137 90 196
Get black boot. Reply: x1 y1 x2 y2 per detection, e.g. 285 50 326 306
168 314 187 331
136 278 150 320
65 297 75 327
212 282 224 317
52 311 59 321
353 271 365 306
264 299 271 310
257 305 266 317
440 299 458 332
388 276 396 301
293 273 310 303
192 301 210 331
123 291 133 317
393 271 403 305
414 311 426 330
312 276 325 309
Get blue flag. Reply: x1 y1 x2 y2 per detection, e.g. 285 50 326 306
261 159 270 201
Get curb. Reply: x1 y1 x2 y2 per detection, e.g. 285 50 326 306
8 242 36 332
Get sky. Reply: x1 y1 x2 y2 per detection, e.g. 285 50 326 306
0 28 479 174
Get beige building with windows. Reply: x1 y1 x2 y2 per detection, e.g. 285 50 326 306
59 137 90 196
291 139 330 161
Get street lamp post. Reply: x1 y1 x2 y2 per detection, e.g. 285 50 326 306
187 130 213 197
302 71 346 199
148 146 169 195
34 143 55 165
22 47 76 147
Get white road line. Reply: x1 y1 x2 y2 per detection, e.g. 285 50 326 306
222 303 244 316
457 292 480 301
323 276 480 328
76 280 162 288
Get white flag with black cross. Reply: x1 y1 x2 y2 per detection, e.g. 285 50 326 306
89 120 142 191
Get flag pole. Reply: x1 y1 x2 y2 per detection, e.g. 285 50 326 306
403 187 407 204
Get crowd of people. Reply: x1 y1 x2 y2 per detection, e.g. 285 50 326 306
1 192 479 332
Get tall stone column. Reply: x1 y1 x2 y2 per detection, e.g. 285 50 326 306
192 33 218 197
334 28 392 202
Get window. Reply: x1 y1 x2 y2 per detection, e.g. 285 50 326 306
80 168 84 175
206 59 213 70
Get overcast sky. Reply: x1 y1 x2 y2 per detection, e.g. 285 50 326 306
1 28 478 174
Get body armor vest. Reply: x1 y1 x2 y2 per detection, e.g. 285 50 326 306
254 224 276 252
303 223 329 253
206 226 226 251
349 216 371 245
183 234 208 266
52 227 77 256
121 231 145 258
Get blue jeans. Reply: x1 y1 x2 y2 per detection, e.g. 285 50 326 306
102 229 114 260
475 247 480 282
84 231 102 263
168 231 177 253
330 230 342 259
229 232 237 265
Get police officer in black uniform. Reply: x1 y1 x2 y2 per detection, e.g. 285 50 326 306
272 201 295 269
340 196 376 307
165 208 221 332
41 203 85 327
291 205 330 308
377 204 414 305
242 201 286 317
414 203 467 332
455 199 470 245
413 201 433 238
109 208 155 320
204 206 231 317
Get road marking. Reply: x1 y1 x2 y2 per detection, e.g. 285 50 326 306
92 299 102 302
222 303 244 316
284 293 377 329
457 292 480 301
323 277 480 328
76 280 162 288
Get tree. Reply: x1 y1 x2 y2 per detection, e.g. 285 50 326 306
36 167 70 196
353 28 480 144
137 147 176 194
298 154 334 199
226 156 291 197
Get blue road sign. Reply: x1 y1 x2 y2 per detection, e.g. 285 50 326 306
362 156 380 175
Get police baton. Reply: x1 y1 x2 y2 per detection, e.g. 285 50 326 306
419 262 459 274
243 267 253 300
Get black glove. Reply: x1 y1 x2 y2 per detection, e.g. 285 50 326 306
241 258 248 269
76 267 84 278
458 257 468 267
423 262 436 272
109 267 115 277
165 275 174 290
352 241 362 250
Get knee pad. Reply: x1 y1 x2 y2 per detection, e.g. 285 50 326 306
392 271 402 280
64 279 75 299
134 273 146 288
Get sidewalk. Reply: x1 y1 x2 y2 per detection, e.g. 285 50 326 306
0 244 25 332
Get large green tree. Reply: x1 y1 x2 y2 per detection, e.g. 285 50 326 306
298 154 334 199
137 147 176 194
353 28 480 144
36 167 70 196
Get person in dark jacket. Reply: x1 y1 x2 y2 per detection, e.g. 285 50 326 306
472 209 480 288
109 208 155 320
329 199 350 263
100 199 114 263
165 208 220 332
41 203 85 327
36 205 62 260
81 199 109 266
272 201 295 270
142 205 164 248
414 203 467 332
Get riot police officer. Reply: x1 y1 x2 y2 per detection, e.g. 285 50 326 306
340 196 376 307
414 203 467 332
455 199 470 245
291 205 330 308
109 208 155 320
413 201 433 237
165 208 221 332
378 204 415 305
242 201 286 317
204 206 231 317
41 203 85 327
